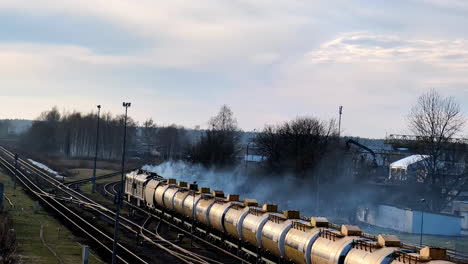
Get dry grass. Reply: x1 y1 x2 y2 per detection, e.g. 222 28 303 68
0 170 104 264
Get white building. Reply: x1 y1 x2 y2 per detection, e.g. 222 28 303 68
389 154 430 181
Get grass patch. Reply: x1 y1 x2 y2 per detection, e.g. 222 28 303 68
0 170 104 264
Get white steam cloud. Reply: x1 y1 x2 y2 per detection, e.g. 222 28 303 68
142 161 319 216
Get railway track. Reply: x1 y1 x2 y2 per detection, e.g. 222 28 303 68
0 151 144 264
109 171 468 264
103 180 247 263
103 180 269 264
64 169 136 187
3 145 467 264
0 146 231 264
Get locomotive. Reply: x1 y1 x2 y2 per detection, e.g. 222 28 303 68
125 169 455 264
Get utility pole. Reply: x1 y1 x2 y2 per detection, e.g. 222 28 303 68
245 142 251 176
111 102 131 264
190 181 197 248
245 129 256 177
338 106 343 137
91 105 101 193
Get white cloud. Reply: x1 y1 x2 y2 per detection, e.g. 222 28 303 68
264 32 468 136
415 0 468 10
0 1 312 69
1 2 467 137
304 32 468 67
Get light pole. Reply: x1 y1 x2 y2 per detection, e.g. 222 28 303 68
245 129 256 177
91 105 101 193
419 198 425 246
245 142 252 174
338 106 343 137
111 102 131 264
190 181 197 248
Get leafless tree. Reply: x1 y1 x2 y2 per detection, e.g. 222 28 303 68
255 117 338 177
139 118 158 159
408 89 467 211
209 104 238 131
156 124 187 160
188 105 240 167
21 107 138 160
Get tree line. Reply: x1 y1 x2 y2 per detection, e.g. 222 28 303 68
19 104 340 178
21 107 137 160
17 89 467 213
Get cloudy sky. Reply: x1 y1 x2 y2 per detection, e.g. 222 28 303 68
1 0 467 138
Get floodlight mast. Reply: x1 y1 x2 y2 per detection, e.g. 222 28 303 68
338 106 343 137
91 105 101 193
111 102 131 264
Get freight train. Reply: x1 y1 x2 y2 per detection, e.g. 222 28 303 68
124 169 456 264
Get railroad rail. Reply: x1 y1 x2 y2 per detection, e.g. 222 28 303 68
0 150 144 263
125 171 468 264
3 145 468 264
64 169 137 187
103 180 280 264
0 146 233 264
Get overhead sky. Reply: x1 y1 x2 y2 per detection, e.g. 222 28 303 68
1 0 467 138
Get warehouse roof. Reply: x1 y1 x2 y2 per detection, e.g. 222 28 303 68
390 155 430 170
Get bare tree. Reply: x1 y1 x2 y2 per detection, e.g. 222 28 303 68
142 118 158 156
21 107 138 160
255 116 338 177
156 124 187 160
188 105 240 167
408 89 467 211
209 105 238 131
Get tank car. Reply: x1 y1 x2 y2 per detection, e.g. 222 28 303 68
223 199 258 239
310 225 363 264
124 170 458 264
162 181 187 211
182 187 210 218
261 210 300 258
391 247 454 264
344 234 401 264
241 204 277 248
143 178 162 209
284 217 328 264
154 178 177 208
195 191 226 226
208 194 240 232
173 187 192 216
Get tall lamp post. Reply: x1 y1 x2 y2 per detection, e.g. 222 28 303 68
245 142 252 174
111 102 131 264
420 198 426 246
91 105 101 193
245 129 256 177
190 181 197 248
338 106 343 137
